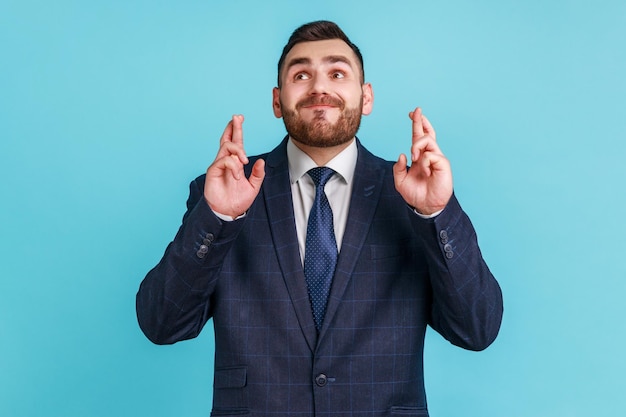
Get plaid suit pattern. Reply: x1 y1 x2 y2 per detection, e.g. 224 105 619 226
137 138 503 417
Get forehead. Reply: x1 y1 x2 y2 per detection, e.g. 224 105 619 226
283 39 360 71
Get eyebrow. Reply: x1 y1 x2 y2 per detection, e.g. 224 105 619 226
324 55 353 67
284 55 354 72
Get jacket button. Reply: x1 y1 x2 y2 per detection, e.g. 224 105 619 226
439 230 449 244
196 244 209 258
315 374 327 387
205 233 214 242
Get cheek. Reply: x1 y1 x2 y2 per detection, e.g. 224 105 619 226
340 84 365 104
280 86 306 107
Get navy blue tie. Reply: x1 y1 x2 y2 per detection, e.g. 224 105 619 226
304 167 337 331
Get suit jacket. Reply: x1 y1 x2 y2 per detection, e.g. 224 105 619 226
136 137 503 417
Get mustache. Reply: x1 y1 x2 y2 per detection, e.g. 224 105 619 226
296 96 344 109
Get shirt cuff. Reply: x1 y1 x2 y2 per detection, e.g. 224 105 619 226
213 210 247 222
412 207 443 219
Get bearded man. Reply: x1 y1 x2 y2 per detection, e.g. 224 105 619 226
136 20 503 417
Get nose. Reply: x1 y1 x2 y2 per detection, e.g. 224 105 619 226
309 72 330 95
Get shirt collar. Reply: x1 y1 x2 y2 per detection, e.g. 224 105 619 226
287 137 357 185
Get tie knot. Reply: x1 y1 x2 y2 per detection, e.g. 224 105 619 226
308 167 335 188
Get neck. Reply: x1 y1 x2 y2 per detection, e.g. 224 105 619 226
291 138 355 166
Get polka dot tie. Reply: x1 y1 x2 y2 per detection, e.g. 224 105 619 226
304 167 337 331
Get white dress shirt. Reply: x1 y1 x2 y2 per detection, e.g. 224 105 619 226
287 138 357 264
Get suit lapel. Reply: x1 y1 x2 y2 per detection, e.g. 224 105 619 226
263 138 318 352
262 138 386 349
318 142 385 342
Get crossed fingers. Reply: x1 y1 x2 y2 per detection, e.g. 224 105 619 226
216 115 249 180
410 107 441 163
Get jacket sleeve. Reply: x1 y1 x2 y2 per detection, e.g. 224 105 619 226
410 193 504 351
135 175 245 345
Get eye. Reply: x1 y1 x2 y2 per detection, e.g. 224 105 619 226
294 72 310 80
332 71 345 79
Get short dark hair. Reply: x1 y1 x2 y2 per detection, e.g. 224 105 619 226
277 20 364 86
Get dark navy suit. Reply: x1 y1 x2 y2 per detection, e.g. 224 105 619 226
136 138 503 417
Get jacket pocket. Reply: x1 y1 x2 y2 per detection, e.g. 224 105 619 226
390 405 429 416
212 366 248 413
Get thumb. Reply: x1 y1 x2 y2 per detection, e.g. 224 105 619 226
393 154 408 185
248 159 266 191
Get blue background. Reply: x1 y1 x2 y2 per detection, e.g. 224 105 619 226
2 1 625 416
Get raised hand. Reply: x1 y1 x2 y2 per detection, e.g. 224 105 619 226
393 107 453 215
204 114 265 218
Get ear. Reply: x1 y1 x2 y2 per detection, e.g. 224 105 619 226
361 83 374 115
272 87 282 118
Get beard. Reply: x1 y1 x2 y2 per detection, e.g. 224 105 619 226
281 95 363 148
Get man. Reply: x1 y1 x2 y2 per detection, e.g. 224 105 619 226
137 20 503 417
